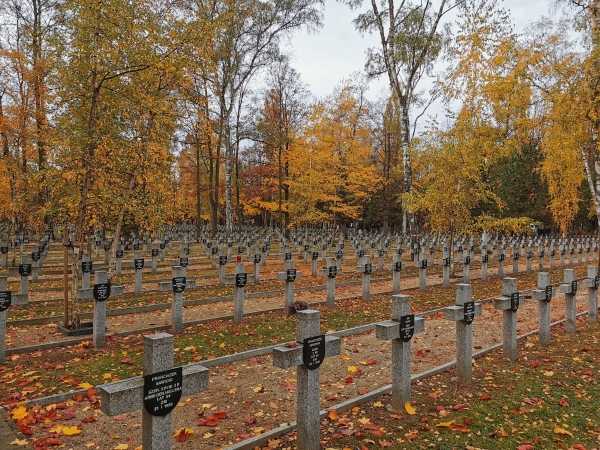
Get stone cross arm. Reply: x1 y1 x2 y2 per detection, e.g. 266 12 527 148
159 279 198 292
277 270 301 282
78 285 124 301
272 335 341 370
443 303 482 321
98 364 208 416
376 316 425 340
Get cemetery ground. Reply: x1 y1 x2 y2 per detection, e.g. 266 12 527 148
0 263 592 449
300 320 600 450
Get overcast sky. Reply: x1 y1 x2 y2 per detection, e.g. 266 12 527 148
278 0 560 128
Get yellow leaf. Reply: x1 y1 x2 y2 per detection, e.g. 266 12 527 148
10 439 29 446
373 401 384 408
62 425 82 436
347 366 359 375
553 425 573 437
436 420 456 428
78 382 94 389
11 406 28 421
404 402 417 415
114 445 129 450
357 417 371 425
327 410 338 421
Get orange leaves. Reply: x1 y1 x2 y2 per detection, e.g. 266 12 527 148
174 427 194 442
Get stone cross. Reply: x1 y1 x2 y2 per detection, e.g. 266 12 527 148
252 253 262 282
31 249 41 282
335 248 344 271
81 255 92 290
532 272 553 345
525 247 533 272
442 250 451 288
134 253 145 294
376 295 424 409
171 266 186 332
443 284 482 384
358 259 373 300
272 310 341 450
321 263 337 307
494 278 520 362
151 244 159 274
391 256 402 294
376 249 385 272
310 251 319 277
497 248 505 278
480 248 489 281
0 275 10 363
92 270 111 348
278 268 300 307
15 255 31 305
512 246 520 275
559 269 578 333
98 333 209 450
217 254 227 285
462 253 471 283
233 263 248 323
115 248 124 275
538 246 545 271
0 244 8 269
418 256 428 289
584 266 598 323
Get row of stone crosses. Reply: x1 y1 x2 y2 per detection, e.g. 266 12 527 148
0 226 599 449
88 265 600 450
0 228 598 355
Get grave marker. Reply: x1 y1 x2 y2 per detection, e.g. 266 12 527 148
494 278 520 362
98 333 209 450
585 266 599 323
0 276 10 362
92 270 111 348
171 266 186 332
559 269 578 333
532 272 552 345
376 295 425 409
272 310 341 450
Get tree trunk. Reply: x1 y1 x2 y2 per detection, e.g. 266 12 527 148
224 121 233 232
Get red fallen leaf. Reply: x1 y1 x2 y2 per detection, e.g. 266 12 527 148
81 415 97 423
285 342 298 348
120 357 133 365
559 398 569 407
528 360 542 368
479 393 491 401
33 437 62 447
364 359 378 366
571 444 587 450
415 350 426 358
517 444 534 450
174 428 193 442
18 424 33 436
344 376 354 384
86 388 98 402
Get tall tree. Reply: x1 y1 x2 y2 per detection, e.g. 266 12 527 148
341 0 455 232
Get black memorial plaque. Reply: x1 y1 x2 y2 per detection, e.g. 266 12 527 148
0 246 7 254
399 314 415 342
179 257 189 268
235 273 247 288
133 243 140 251
336 249 343 259
93 283 111 302
172 277 186 294
304 244 309 251
31 251 40 262
285 252 292 261
358 250 364 258
253 254 261 264
499 254 505 262
311 252 318 261
482 255 489 264
286 268 297 282
420 260 428 270
327 266 337 278
510 292 520 312
116 249 124 258
302 335 325 371
544 286 553 303
152 249 159 257
364 263 372 275
594 276 600 290
394 261 402 272
219 255 227 265
160 242 166 250
0 291 11 312
19 264 32 277
463 301 475 324
464 256 471 265
143 367 182 417
134 258 145 270
443 258 450 267
81 261 93 273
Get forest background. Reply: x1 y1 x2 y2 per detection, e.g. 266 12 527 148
0 0 599 244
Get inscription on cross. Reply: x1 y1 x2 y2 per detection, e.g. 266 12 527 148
98 333 208 450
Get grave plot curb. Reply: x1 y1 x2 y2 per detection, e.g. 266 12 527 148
224 312 586 450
